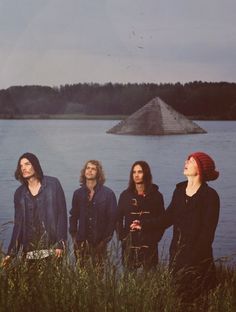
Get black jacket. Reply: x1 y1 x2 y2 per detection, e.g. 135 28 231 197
159 181 220 272
117 184 165 247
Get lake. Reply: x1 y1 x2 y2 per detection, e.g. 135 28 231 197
0 119 235 263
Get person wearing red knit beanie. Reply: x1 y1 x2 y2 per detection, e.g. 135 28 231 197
130 151 220 300
166 152 220 301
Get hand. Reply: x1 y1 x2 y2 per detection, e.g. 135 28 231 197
1 255 11 267
130 220 141 231
55 249 63 258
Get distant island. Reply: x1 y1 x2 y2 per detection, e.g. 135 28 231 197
0 81 236 120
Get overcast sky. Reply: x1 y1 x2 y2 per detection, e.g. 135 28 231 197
0 0 235 89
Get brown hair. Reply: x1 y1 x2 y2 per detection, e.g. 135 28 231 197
128 160 152 193
80 160 105 185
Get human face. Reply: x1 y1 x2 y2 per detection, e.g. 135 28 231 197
183 157 199 177
20 158 36 180
133 164 144 185
85 162 97 181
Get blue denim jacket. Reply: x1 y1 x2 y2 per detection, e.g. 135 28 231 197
7 176 67 256
69 184 117 246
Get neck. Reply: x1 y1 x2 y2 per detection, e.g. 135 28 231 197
27 177 41 196
86 179 97 191
135 183 145 195
27 176 40 187
186 176 202 196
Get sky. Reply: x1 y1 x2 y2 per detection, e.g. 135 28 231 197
0 0 235 89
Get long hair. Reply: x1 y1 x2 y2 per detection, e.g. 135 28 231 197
80 160 105 186
128 160 153 193
15 152 44 184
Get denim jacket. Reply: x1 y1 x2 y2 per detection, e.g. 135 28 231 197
69 184 117 246
7 176 67 256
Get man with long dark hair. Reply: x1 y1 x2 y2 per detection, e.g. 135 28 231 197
117 161 164 269
69 160 117 266
2 152 67 265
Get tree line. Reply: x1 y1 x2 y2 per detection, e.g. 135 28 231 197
0 81 236 119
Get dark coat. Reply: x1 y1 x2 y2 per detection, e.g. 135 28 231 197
161 181 220 273
69 184 117 246
117 184 164 268
7 176 67 256
117 184 165 245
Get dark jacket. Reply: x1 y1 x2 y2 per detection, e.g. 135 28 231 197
159 181 220 272
7 176 67 256
69 184 117 246
117 184 165 247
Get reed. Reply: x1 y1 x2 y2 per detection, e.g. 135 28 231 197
0 248 235 312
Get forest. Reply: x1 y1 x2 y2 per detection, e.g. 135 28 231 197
0 81 236 119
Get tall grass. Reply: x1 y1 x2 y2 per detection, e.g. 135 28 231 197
0 248 235 312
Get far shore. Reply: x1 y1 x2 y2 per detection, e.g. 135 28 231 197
0 114 233 121
0 114 127 120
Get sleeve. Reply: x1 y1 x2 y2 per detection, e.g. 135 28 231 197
55 179 67 249
141 189 177 232
116 194 123 240
116 193 125 241
7 191 23 256
154 193 165 242
190 190 220 264
160 191 176 229
103 190 118 243
69 191 80 238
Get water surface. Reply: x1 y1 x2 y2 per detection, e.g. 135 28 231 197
0 120 235 262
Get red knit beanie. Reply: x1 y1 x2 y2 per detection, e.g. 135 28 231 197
188 152 219 181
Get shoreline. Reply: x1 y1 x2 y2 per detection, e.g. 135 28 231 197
0 114 234 121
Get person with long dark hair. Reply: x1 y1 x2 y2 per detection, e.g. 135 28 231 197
117 161 164 269
2 152 67 265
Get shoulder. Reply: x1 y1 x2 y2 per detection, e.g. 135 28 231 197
43 175 61 185
149 184 163 197
99 185 115 196
14 184 26 197
176 181 187 189
119 189 131 199
173 181 187 194
203 183 220 201
73 186 85 197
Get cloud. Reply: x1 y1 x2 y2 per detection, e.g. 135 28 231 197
0 0 236 88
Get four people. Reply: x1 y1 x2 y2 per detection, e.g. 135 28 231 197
117 161 164 269
2 151 221 297
69 160 117 265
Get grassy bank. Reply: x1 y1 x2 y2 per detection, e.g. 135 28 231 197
0 252 235 312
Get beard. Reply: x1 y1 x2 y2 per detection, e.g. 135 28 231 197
135 181 143 185
23 173 36 180
86 176 96 180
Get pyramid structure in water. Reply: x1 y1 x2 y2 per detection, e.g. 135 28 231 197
107 97 206 135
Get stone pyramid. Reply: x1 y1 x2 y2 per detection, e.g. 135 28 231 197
107 97 206 135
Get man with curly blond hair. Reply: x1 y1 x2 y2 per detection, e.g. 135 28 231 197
69 160 117 265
